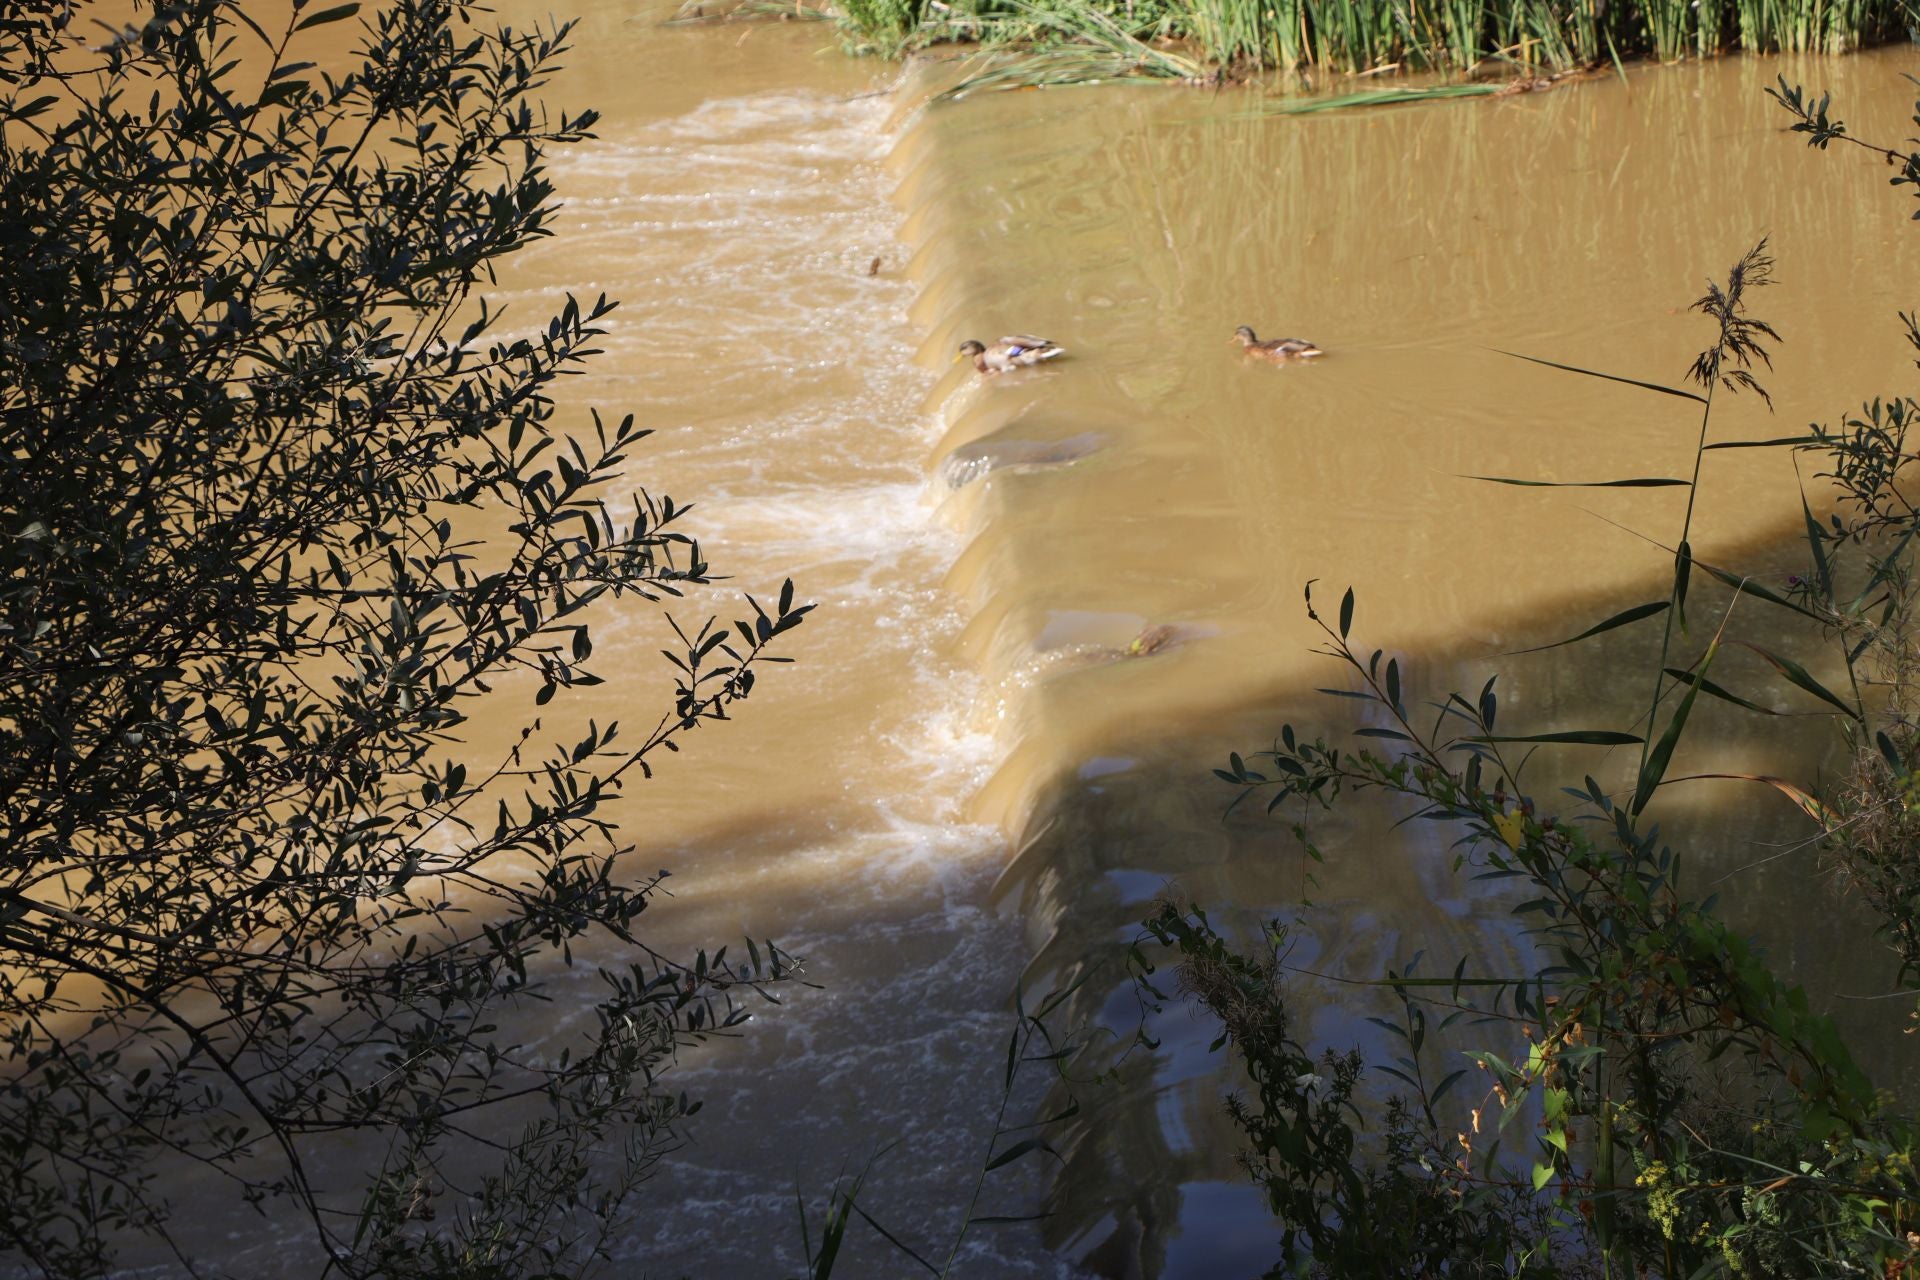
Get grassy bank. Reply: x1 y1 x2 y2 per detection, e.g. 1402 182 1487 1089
830 0 1912 84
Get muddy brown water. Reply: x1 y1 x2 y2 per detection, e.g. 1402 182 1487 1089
160 4 1920 1274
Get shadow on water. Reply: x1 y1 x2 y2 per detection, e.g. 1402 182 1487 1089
987 537 1909 1277
890 49 1920 1276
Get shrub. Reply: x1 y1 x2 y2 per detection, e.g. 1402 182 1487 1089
0 2 807 1273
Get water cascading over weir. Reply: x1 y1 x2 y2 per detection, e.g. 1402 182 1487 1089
484 10 1920 1272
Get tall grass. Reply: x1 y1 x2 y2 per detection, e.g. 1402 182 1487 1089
837 0 1913 83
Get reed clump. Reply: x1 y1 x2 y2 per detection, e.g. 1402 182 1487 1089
835 0 1912 85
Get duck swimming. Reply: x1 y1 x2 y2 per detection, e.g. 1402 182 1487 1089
956 335 1066 374
1232 326 1324 362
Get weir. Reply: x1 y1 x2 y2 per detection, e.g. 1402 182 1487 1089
21 0 1920 1274
383 4 1920 1272
890 43 1920 1276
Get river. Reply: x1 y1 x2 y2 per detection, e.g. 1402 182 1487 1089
464 7 1920 1275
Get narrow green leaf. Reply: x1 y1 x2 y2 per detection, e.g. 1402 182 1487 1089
1492 349 1708 403
847 1202 940 1275
1674 540 1692 626
984 1137 1056 1171
1877 730 1904 774
260 79 313 109
1634 647 1713 815
1477 730 1642 746
1510 601 1668 655
1659 667 1776 715
8 95 58 121
1854 526 1917 610
294 2 360 29
1734 642 1860 720
1694 560 1826 622
1702 434 1820 450
1463 474 1689 488
1800 490 1833 603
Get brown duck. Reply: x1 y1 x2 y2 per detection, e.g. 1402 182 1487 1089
1233 325 1324 362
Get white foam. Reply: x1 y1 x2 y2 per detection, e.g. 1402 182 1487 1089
515 83 1044 1277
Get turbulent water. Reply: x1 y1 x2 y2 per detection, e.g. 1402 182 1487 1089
465 19 1067 1275
274 4 1920 1274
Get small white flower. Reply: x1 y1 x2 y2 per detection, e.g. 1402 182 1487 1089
1294 1071 1324 1092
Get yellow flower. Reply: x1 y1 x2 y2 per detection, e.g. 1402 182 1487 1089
1491 809 1525 850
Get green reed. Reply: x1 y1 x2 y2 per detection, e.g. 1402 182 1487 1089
834 0 1913 83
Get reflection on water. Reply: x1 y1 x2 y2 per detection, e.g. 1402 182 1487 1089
375 6 1920 1273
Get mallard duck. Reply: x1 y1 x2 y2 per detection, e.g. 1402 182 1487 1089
1233 325 1324 362
955 335 1066 374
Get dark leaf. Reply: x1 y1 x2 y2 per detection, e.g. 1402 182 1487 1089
1463 474 1689 488
984 1137 1058 1171
1509 601 1668 655
294 3 360 29
1702 434 1820 450
1477 731 1642 746
1734 642 1860 719
1634 647 1714 815
1659 667 1776 715
1492 349 1708 403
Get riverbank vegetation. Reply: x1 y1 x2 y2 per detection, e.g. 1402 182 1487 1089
1128 80 1920 1276
827 0 1912 91
0 2 809 1273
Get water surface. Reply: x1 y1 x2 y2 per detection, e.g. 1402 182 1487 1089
400 12 1920 1275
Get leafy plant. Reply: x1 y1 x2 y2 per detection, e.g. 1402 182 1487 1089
1132 905 1562 1276
1147 92 1920 1277
0 2 809 1273
832 0 1908 88
794 980 1099 1277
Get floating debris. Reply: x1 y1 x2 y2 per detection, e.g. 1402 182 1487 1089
1123 624 1178 658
